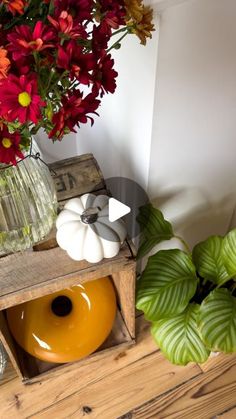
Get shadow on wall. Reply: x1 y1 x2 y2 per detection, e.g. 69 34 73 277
138 187 236 273
151 187 236 249
36 128 145 186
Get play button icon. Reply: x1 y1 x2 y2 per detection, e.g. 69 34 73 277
109 198 131 222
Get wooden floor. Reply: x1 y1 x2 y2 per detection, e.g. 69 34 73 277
0 314 236 419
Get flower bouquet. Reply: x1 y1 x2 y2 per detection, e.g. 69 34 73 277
0 0 154 166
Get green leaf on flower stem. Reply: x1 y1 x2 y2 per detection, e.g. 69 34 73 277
199 288 236 353
136 249 198 320
192 236 230 286
137 204 174 259
222 229 236 277
151 304 210 365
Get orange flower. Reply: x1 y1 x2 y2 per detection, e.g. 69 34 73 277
130 6 155 45
124 0 143 22
2 0 26 15
0 48 10 80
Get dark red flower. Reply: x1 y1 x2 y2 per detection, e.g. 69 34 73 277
57 40 95 84
0 126 24 165
47 11 87 40
54 0 93 22
7 22 57 60
49 90 100 139
92 24 110 55
92 52 118 97
0 74 45 124
10 55 33 76
98 0 126 34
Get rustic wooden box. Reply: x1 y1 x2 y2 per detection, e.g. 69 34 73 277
0 154 136 384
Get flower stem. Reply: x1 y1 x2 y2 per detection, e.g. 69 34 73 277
111 27 128 37
108 31 129 52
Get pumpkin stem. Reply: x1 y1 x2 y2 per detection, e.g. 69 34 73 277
81 207 99 224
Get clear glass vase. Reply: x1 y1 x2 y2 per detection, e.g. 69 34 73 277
0 139 58 254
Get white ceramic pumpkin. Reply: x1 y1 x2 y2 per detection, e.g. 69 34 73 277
56 194 127 263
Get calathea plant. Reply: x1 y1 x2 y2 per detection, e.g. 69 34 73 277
136 204 236 365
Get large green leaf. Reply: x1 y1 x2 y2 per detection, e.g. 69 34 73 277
199 288 236 352
151 304 210 365
192 236 230 285
137 204 174 259
222 229 236 277
136 249 198 320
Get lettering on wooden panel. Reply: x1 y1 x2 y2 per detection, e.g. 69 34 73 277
49 154 105 202
54 173 77 194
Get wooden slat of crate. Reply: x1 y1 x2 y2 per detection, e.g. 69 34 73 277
0 243 133 311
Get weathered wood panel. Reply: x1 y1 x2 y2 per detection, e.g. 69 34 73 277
113 268 136 339
50 154 105 202
0 244 133 310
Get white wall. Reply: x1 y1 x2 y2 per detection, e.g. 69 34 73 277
148 0 236 246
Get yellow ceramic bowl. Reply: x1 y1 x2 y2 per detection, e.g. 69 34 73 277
7 277 116 363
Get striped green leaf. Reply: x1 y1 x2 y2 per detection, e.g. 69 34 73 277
137 204 174 259
136 249 198 320
151 304 210 365
199 288 236 352
222 229 236 277
192 236 230 285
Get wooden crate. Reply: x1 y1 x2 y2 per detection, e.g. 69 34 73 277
0 154 136 384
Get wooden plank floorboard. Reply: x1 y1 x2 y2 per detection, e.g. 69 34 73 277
216 405 236 418
124 354 236 419
199 353 232 373
32 353 200 419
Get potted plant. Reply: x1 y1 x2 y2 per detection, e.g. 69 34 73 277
136 203 236 365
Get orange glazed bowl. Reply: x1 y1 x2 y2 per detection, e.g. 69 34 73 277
7 277 117 363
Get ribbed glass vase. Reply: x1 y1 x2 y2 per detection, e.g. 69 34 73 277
0 139 58 254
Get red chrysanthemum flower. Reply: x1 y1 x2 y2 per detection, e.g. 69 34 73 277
54 0 93 22
2 0 26 15
97 0 126 34
92 24 110 55
49 91 100 139
9 55 33 76
48 11 87 40
92 52 118 97
0 74 45 124
7 22 57 61
57 40 95 84
0 126 24 165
